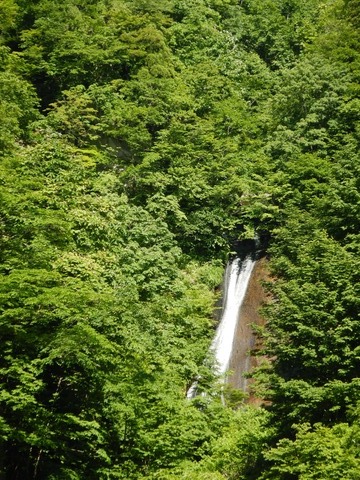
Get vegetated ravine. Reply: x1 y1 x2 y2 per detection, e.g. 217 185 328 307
3 0 360 477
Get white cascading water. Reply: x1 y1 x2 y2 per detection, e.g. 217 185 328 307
187 256 256 399
211 256 255 375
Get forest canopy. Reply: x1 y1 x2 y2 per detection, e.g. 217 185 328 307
0 0 359 478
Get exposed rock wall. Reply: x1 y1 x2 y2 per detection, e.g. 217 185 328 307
228 256 270 402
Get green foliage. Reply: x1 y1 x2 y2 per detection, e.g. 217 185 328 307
261 421 360 480
0 0 19 41
233 0 320 68
0 130 229 477
241 1 360 462
141 406 271 480
0 70 39 151
1 0 360 478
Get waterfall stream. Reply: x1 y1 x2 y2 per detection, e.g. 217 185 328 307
211 256 255 376
187 256 256 399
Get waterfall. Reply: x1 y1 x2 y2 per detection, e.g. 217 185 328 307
211 256 255 375
187 256 256 398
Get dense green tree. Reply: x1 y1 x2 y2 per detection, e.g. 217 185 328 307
246 0 360 451
261 420 360 480
0 130 228 477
